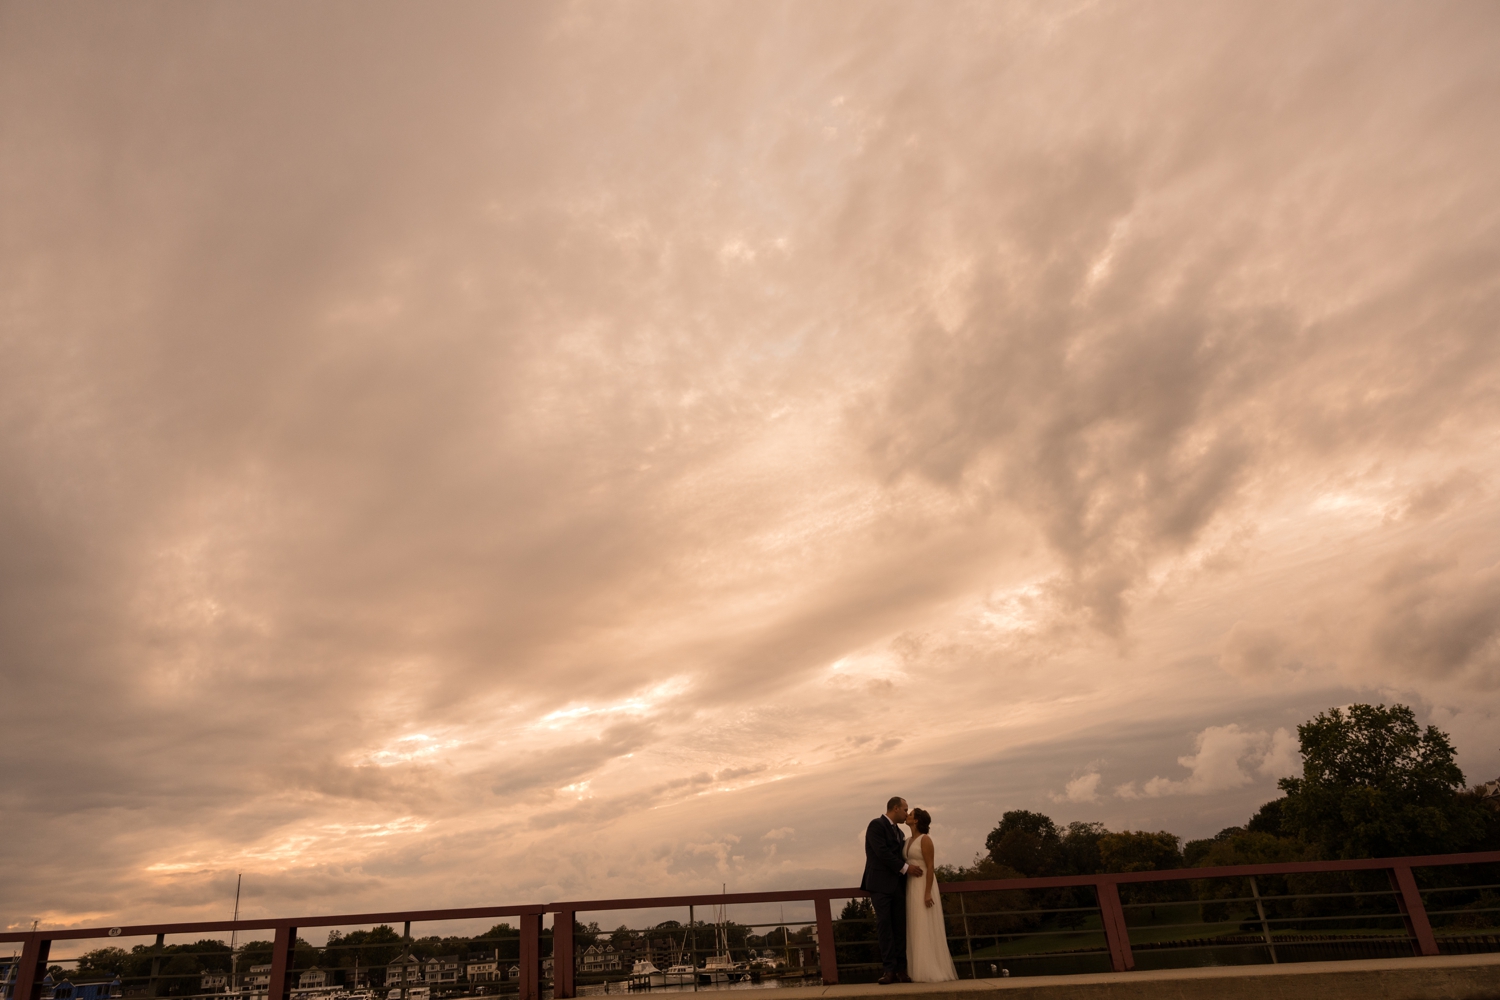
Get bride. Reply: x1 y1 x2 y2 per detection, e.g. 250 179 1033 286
904 807 959 982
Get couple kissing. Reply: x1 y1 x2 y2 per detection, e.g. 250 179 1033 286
860 796 959 984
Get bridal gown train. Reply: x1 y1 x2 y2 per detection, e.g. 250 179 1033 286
904 833 959 982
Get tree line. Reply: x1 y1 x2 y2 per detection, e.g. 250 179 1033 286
953 702 1499 886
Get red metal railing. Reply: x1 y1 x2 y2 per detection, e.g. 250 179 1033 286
5 850 1496 1000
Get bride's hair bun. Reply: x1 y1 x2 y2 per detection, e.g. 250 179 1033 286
912 807 932 834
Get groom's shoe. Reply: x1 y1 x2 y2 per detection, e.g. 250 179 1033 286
896 973 912 983
876 973 897 986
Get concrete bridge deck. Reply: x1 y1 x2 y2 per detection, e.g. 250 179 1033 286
810 953 1500 1000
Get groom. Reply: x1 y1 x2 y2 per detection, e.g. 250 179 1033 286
861 796 924 985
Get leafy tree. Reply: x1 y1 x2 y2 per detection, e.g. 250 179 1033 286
832 899 878 970
572 921 600 950
235 941 275 971
1097 830 1181 873
1057 821 1107 875
74 948 129 979
472 924 520 962
1246 798 1286 835
984 810 1062 876
1189 830 1310 869
1278 703 1482 858
323 926 404 972
1183 827 1243 868
982 813 1110 878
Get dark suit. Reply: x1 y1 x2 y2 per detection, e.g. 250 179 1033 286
860 815 908 974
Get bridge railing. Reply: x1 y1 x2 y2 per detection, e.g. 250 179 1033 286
4 850 1497 1000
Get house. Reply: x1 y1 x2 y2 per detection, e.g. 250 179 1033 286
505 967 519 982
297 968 338 990
246 966 274 990
200 973 230 992
48 979 118 1000
579 945 622 973
422 957 460 987
463 955 499 984
385 955 421 986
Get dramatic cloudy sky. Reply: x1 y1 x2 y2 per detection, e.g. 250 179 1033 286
4 1 1500 937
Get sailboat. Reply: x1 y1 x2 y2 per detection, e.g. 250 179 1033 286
697 889 746 985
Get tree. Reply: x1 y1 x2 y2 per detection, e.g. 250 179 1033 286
1278 703 1483 859
1246 798 1286 835
984 810 1061 876
572 921 600 950
1097 831 1181 873
832 899 878 969
74 948 129 979
1188 830 1310 869
1057 821 1107 875
235 942 275 972
323 926 403 970
473 924 521 962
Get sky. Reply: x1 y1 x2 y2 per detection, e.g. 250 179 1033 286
3 1 1500 940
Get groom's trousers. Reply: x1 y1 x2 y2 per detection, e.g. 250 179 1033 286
870 889 908 974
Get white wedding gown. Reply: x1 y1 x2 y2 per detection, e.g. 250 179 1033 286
904 833 959 982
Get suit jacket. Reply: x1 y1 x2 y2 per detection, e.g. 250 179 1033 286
860 815 907 895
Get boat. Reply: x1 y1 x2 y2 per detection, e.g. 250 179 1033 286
661 965 695 988
626 961 664 990
697 888 747 984
697 953 744 985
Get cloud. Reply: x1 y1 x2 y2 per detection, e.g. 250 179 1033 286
1387 470 1486 523
1360 551 1500 686
3 0 1500 929
1117 724 1289 799
1219 623 1303 680
1052 771 1102 804
1258 728 1300 781
491 722 656 798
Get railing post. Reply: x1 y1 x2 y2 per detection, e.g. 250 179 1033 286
552 911 575 999
1095 881 1134 973
267 925 296 1000
958 892 975 978
1389 866 1439 956
1249 877 1277 964
814 896 838 985
14 936 50 1000
519 912 541 1000
149 933 164 997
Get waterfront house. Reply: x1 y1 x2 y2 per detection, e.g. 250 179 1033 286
422 957 460 987
385 955 421 987
579 944 621 973
463 955 499 984
297 969 338 990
